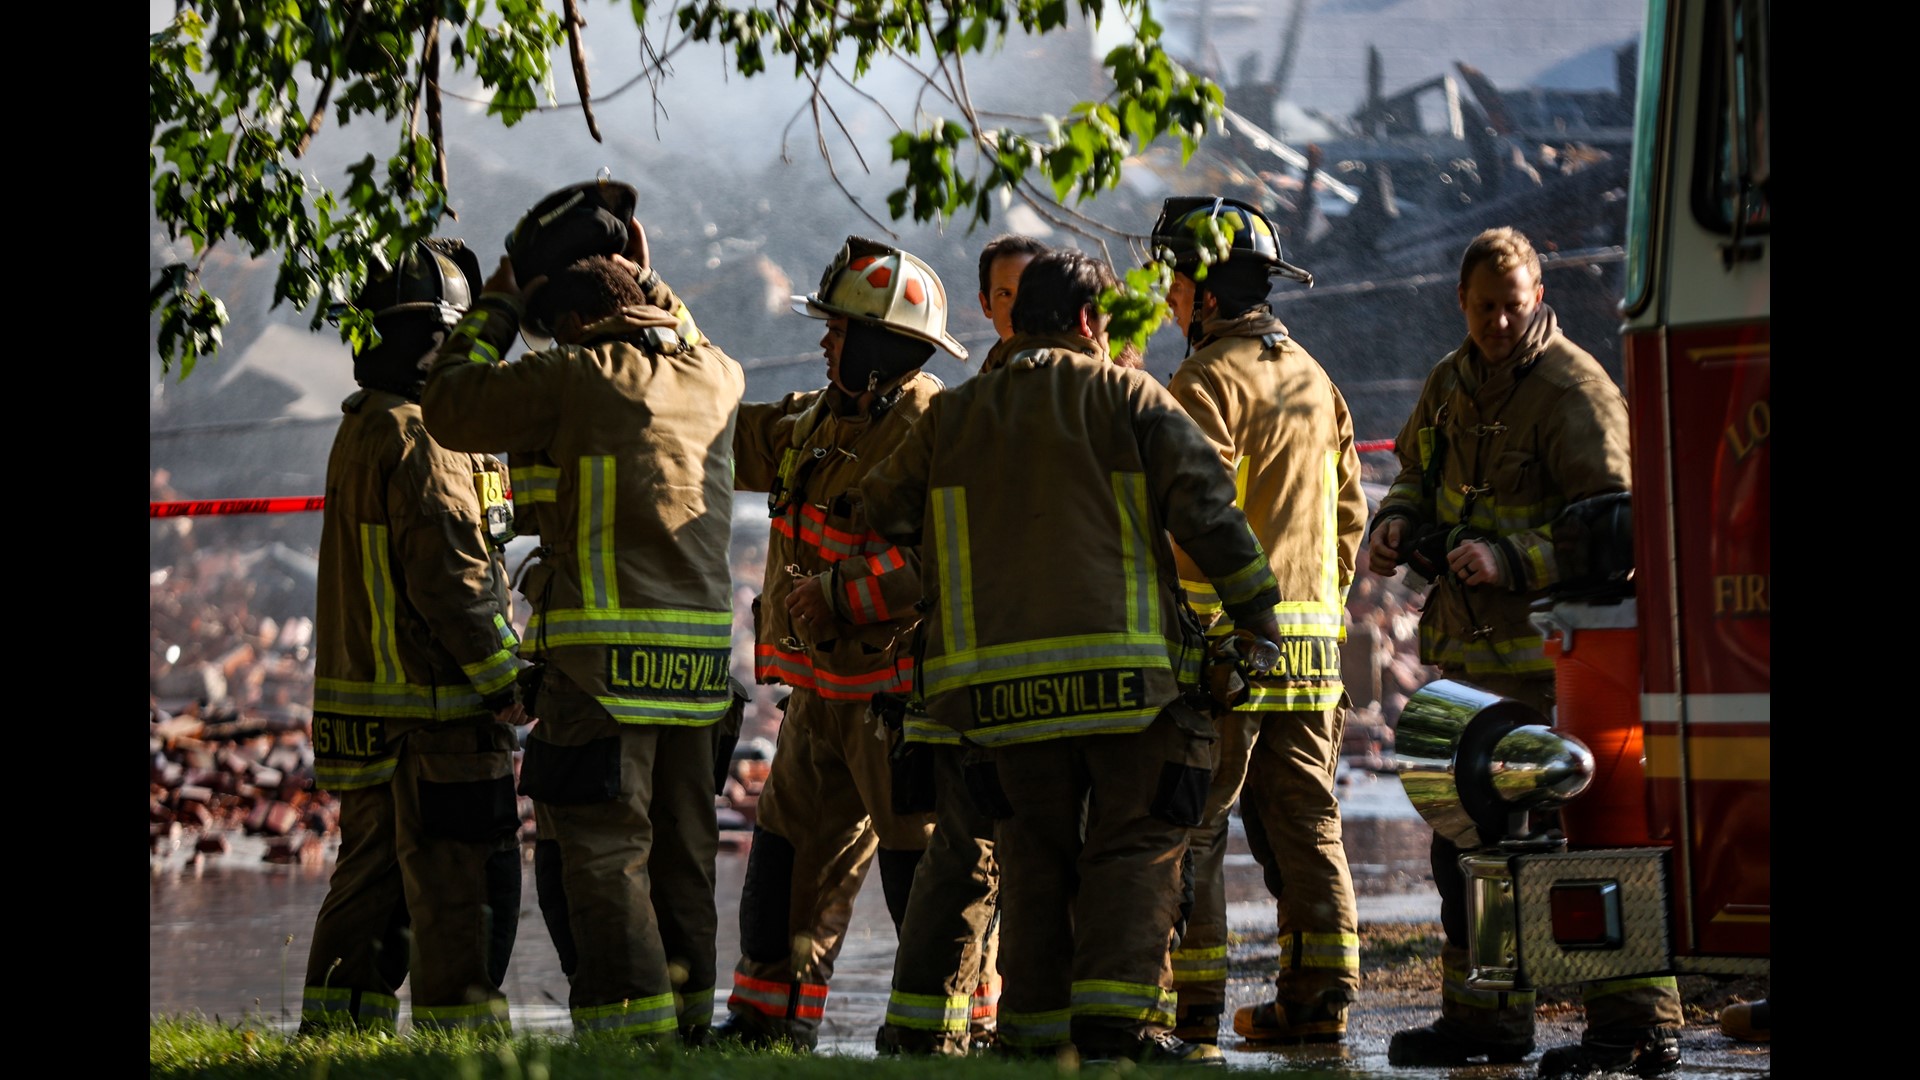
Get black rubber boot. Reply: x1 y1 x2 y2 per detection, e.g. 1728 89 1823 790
1537 1028 1681 1077
1079 1030 1226 1067
1388 1024 1533 1066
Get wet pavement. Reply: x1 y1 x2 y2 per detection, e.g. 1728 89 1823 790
150 772 1769 1076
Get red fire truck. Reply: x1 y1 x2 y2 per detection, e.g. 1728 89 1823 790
1393 0 1769 993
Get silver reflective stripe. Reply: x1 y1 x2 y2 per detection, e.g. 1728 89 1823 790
580 455 616 609
934 486 974 654
360 523 401 683
1112 472 1155 636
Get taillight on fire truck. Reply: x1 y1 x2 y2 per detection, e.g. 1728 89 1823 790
1549 880 1624 949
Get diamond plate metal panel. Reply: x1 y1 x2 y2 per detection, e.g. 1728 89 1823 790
1514 848 1670 986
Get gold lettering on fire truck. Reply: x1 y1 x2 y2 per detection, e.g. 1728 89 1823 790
1723 399 1770 463
1712 574 1769 616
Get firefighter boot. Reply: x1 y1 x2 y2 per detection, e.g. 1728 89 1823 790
1718 999 1769 1043
708 1008 815 1052
1536 1028 1682 1077
1171 1004 1223 1045
1387 1024 1534 1066
1232 997 1348 1045
1079 1030 1227 1067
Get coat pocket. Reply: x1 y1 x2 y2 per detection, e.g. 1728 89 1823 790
1148 693 1217 828
518 734 623 805
412 722 518 842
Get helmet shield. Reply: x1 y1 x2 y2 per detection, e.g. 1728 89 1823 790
792 236 969 361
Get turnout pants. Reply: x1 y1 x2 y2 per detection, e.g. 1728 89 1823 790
302 718 521 1034
723 688 933 1042
1430 670 1681 1045
880 743 1002 1054
525 670 719 1040
1174 698 1359 1037
992 712 1192 1056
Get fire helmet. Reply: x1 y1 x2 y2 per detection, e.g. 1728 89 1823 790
349 237 483 352
504 177 641 338
792 236 969 362
1148 196 1314 286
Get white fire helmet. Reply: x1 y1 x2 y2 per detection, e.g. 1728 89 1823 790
791 236 969 362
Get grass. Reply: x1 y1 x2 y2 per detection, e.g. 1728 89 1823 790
149 1016 1364 1079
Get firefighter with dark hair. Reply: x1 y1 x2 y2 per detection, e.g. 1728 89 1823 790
1371 226 1684 1076
874 234 1050 1057
709 236 968 1051
299 237 526 1036
860 247 1284 1068
420 178 746 1045
1146 196 1370 1048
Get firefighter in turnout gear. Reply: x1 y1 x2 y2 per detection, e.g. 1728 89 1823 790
874 234 1048 1057
300 237 527 1036
421 183 746 1044
709 237 966 1051
1370 227 1684 1076
861 248 1284 1068
1146 197 1370 1047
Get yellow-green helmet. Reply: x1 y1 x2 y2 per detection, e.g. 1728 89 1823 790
1149 196 1313 285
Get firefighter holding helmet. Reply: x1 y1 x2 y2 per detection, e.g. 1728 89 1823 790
421 177 747 1045
711 236 965 1050
1147 195 1371 1049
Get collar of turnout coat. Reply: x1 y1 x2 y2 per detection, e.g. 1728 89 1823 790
1193 306 1291 351
574 304 682 346
980 330 1106 374
1447 303 1560 391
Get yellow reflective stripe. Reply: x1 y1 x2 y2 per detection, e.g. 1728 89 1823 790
593 694 729 726
578 455 619 609
523 607 733 648
1420 625 1553 675
1234 454 1250 508
1214 545 1275 607
965 704 1163 747
1244 684 1342 711
933 486 978 654
903 716 963 745
1293 932 1361 970
1437 486 1566 533
1181 576 1224 618
1582 976 1679 1000
462 645 520 698
1071 979 1177 1026
679 987 714 1025
359 523 401 683
412 999 511 1029
1172 943 1229 981
999 1008 1072 1046
468 337 501 365
511 463 559 503
1113 472 1156 636
924 632 1174 695
1645 736 1771 781
885 990 972 1032
674 301 704 346
314 757 398 790
572 993 679 1034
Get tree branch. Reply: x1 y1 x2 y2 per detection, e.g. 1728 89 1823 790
562 0 604 142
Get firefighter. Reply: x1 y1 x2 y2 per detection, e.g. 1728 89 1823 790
709 236 967 1051
299 237 526 1036
860 248 1285 1067
1369 227 1685 1076
874 233 1049 1057
1146 197 1370 1047
420 181 747 1044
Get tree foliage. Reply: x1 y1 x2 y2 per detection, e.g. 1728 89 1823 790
149 1 1225 378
